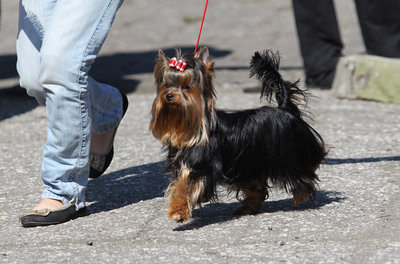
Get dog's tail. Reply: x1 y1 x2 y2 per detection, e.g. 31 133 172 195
250 50 307 118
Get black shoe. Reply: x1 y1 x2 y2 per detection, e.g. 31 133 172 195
89 90 129 178
19 202 86 227
305 70 336 89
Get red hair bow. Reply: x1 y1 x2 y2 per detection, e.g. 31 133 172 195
169 57 187 72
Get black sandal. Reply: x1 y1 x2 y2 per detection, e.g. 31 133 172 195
89 90 129 178
19 201 86 227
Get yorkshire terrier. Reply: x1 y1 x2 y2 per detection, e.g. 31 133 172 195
150 47 327 223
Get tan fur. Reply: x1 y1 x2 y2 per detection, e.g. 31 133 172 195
166 163 191 222
190 178 205 207
292 189 311 206
165 163 206 222
150 63 211 149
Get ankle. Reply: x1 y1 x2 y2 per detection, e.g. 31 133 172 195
90 129 116 155
32 198 64 211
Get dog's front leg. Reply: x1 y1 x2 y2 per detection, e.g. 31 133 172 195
166 175 191 223
166 164 204 223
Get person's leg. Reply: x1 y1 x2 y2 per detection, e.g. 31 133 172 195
292 0 343 88
39 0 125 210
17 0 124 214
17 0 56 106
17 0 64 211
354 0 400 58
88 76 125 156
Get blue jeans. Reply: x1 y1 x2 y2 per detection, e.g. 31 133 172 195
17 0 124 210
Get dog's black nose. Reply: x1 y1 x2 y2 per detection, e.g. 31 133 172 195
166 93 174 101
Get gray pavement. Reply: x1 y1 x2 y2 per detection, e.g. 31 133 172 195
1 1 400 263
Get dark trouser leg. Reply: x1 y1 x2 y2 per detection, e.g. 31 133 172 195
292 0 343 87
354 0 400 58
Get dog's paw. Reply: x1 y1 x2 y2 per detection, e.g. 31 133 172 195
167 207 191 223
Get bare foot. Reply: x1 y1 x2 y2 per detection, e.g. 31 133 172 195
90 129 115 155
32 198 64 211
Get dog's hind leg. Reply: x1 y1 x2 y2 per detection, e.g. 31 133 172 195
292 189 311 206
233 188 267 215
291 180 316 206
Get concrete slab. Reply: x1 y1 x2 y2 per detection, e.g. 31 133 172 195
332 55 400 103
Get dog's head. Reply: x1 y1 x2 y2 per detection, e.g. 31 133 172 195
150 47 216 148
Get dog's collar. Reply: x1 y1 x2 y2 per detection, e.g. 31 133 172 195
169 57 187 72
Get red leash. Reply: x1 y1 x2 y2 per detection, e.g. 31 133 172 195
194 0 209 55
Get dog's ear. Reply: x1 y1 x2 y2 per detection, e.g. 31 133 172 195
195 47 209 64
154 50 170 88
195 47 214 73
157 50 169 65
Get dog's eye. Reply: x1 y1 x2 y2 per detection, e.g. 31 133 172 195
182 85 191 90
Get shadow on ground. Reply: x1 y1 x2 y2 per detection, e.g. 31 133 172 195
0 46 231 120
326 156 400 165
85 155 399 230
88 45 231 94
84 158 346 229
173 190 345 231
85 161 169 215
0 85 39 121
174 155 400 231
